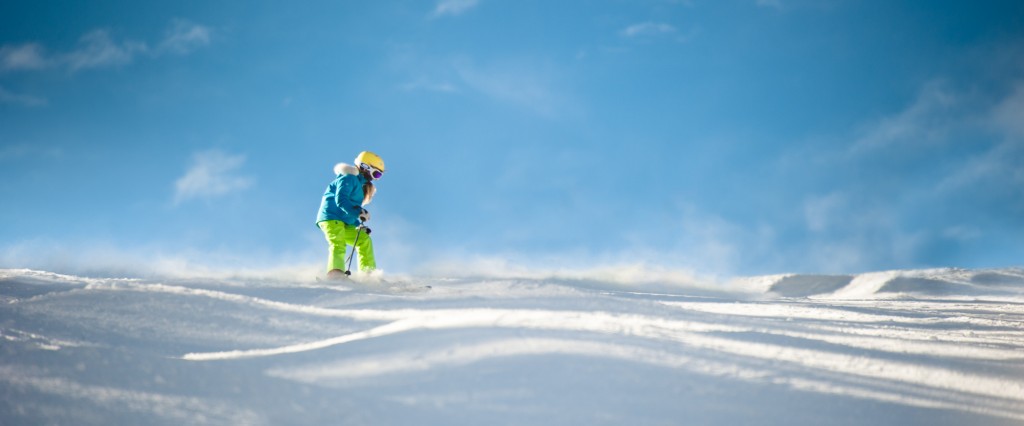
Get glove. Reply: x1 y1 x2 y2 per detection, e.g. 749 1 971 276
359 209 371 223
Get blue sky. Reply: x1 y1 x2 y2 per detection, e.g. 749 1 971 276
1 0 1023 278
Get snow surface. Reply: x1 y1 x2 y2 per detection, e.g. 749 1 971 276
1 267 1023 425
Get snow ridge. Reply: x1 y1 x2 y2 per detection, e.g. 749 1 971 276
735 267 1024 299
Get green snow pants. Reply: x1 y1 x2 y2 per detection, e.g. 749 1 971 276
318 220 376 273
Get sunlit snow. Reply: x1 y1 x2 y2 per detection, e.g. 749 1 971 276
1 267 1022 425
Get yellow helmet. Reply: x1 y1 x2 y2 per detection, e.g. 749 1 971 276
354 151 385 173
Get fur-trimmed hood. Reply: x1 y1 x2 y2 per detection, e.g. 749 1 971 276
334 163 359 176
333 163 376 205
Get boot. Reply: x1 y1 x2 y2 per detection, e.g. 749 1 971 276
326 269 347 280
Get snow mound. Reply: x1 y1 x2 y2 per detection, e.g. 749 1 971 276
736 268 1024 299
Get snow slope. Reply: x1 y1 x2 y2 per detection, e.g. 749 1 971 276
1 267 1023 425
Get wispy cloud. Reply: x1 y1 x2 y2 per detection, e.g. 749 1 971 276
431 0 479 18
158 19 213 55
63 29 148 72
797 190 916 272
0 20 213 74
936 82 1024 192
0 86 47 107
620 22 693 43
388 49 574 116
399 78 459 93
839 77 1024 196
452 58 573 118
173 150 253 205
621 22 678 38
0 43 48 71
792 72 1024 271
847 80 956 155
936 141 1021 193
794 82 964 270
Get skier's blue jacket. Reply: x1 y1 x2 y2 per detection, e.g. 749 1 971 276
317 164 367 227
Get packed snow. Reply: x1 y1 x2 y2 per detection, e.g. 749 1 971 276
1 267 1023 425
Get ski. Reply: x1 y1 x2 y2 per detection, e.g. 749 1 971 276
314 275 431 293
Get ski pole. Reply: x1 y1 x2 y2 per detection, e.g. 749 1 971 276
344 223 371 276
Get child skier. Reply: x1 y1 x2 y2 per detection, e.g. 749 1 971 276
316 151 385 279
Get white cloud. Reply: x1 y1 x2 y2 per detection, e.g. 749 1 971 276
389 49 575 116
847 80 956 154
836 79 1024 196
936 139 1018 192
158 19 212 55
0 86 47 107
173 150 253 204
452 58 573 118
0 43 48 71
928 82 1024 193
388 48 462 94
794 79 1024 272
621 22 677 38
0 20 212 75
63 29 148 72
431 0 479 18
399 78 459 93
620 22 693 43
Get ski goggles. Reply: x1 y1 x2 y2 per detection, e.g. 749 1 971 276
365 165 384 180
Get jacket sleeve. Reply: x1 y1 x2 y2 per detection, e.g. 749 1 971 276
334 175 364 218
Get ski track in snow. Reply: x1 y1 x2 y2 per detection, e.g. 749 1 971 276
1 268 1023 425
